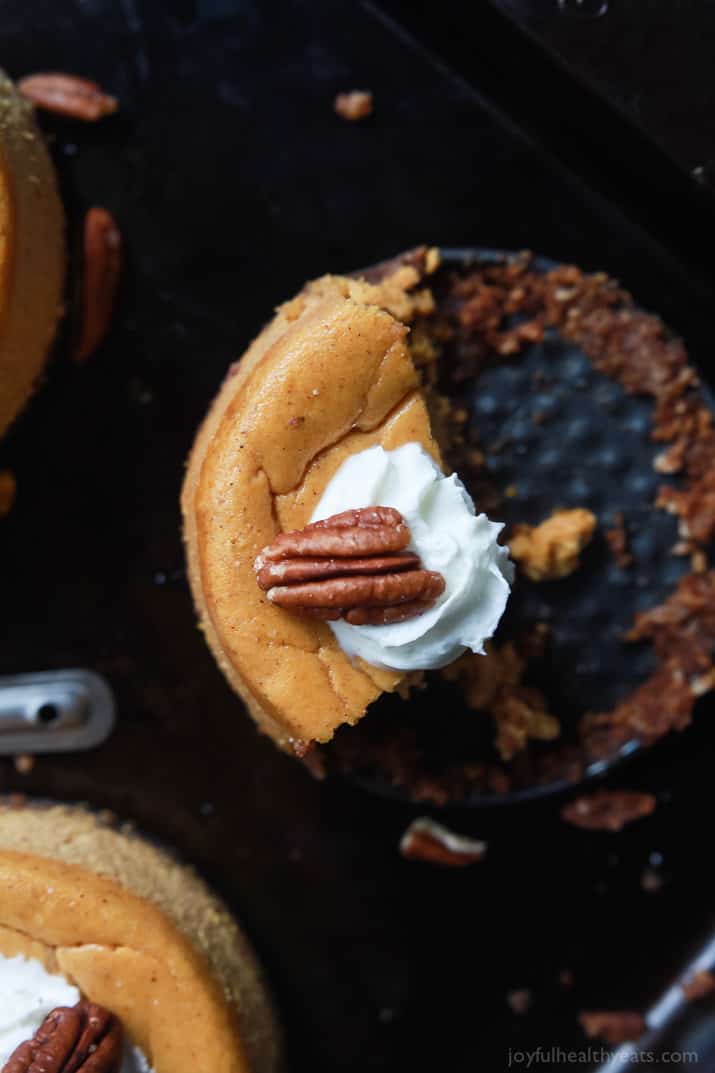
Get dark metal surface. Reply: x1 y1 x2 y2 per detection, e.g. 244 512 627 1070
594 923 715 1071
494 0 715 179
379 0 715 282
1 3 714 1070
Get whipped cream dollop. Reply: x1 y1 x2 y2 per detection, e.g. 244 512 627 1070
0 955 153 1072
311 443 513 670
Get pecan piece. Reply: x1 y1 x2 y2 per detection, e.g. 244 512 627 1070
578 1010 645 1045
561 789 656 832
255 507 445 625
0 470 16 519
334 90 373 121
18 73 118 120
74 208 122 363
400 818 487 866
682 969 715 1000
506 989 532 1015
1 1001 123 1073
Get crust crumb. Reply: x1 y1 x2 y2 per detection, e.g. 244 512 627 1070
442 633 559 761
509 508 597 581
606 512 632 568
334 90 373 121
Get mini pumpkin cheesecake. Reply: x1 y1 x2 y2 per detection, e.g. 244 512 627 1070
182 250 513 753
0 70 65 438
0 801 280 1073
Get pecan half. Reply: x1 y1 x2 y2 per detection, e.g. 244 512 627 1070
18 74 118 120
255 507 445 624
74 208 122 363
1 1001 123 1073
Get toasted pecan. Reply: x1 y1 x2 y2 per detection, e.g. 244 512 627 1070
255 507 445 625
399 817 487 866
74 208 122 363
1 1000 123 1073
18 73 118 120
257 507 410 562
334 90 373 121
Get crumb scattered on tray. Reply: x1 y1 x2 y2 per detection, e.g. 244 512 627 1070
640 867 664 893
334 90 373 121
606 512 632 569
399 817 487 867
561 789 656 832
506 989 532 1015
0 470 16 518
13 754 35 776
681 969 715 1001
509 509 597 582
579 1010 645 1045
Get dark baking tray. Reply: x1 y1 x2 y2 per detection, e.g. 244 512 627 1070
1 2 714 1070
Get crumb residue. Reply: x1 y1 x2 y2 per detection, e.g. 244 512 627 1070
334 90 373 121
509 508 597 582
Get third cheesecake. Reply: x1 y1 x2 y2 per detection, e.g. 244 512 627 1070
0 801 280 1073
0 70 64 438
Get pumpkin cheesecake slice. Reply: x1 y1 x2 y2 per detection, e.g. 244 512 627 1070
0 801 280 1073
0 70 64 438
182 252 513 753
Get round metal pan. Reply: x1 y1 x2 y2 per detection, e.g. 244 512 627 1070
329 247 710 807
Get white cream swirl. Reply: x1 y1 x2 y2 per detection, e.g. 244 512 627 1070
0 955 153 1072
311 443 513 670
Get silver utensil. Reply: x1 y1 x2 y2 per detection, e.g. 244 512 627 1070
596 925 715 1071
0 669 115 755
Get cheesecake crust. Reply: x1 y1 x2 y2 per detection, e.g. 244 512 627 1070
0 70 65 438
182 262 441 749
0 802 280 1073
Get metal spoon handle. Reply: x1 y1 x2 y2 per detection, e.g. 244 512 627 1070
0 669 115 754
